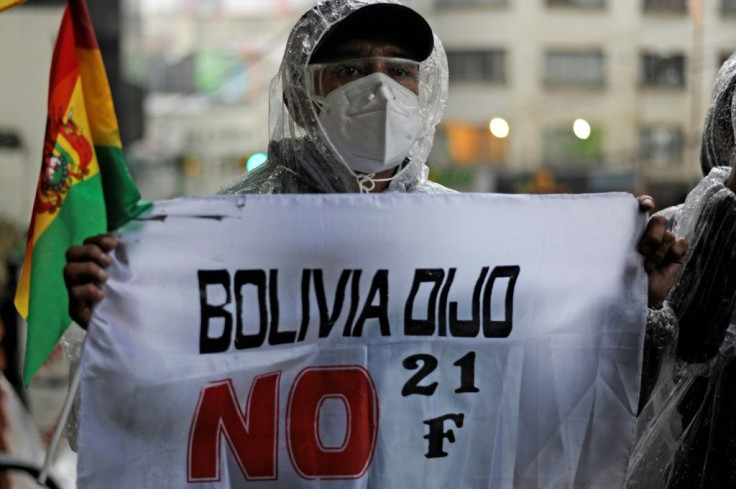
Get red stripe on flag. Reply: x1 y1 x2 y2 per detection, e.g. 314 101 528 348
49 8 79 94
68 0 99 50
46 7 80 156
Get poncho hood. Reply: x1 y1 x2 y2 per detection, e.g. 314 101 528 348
700 52 736 175
219 0 451 195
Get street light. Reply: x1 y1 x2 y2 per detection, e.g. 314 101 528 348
573 119 591 140
489 117 510 138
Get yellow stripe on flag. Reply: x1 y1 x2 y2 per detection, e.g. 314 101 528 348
77 48 122 148
0 0 25 13
15 245 32 317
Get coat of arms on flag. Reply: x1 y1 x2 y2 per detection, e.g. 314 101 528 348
38 110 93 214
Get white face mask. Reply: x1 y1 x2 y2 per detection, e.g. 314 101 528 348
318 72 423 175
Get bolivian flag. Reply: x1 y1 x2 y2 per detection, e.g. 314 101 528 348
15 0 149 385
0 0 24 13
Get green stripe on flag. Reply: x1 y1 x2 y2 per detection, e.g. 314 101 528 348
23 175 106 385
95 145 151 231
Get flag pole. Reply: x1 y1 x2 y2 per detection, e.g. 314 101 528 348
37 362 81 486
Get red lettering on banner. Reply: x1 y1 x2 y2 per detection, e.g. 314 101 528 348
287 366 379 479
187 373 280 482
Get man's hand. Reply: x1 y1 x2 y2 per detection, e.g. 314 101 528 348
636 196 689 309
63 234 118 329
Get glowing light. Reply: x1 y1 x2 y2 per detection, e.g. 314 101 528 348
573 119 591 140
246 152 268 171
489 117 510 138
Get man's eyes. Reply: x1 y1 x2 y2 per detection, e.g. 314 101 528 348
332 65 363 78
327 63 418 81
388 66 414 78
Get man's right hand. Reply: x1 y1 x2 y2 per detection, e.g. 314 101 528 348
63 234 118 329
636 196 688 309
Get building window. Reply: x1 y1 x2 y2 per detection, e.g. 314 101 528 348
544 50 605 87
643 0 687 12
447 50 506 83
723 0 736 15
547 0 605 7
543 125 603 167
439 123 507 165
639 127 684 165
437 0 504 7
640 53 686 88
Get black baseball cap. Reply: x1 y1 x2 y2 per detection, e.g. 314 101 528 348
310 3 435 64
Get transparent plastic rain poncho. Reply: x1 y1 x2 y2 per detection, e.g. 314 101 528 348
217 0 453 195
626 53 736 488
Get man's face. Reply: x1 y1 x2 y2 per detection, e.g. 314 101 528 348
310 39 420 97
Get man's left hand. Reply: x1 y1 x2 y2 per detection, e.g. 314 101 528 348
637 196 689 309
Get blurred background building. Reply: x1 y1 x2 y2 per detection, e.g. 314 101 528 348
420 0 733 203
2 0 735 222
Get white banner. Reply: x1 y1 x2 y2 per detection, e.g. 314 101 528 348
78 193 647 489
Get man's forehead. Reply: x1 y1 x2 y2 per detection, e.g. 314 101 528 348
314 39 413 63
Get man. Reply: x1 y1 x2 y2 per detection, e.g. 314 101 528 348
627 52 736 488
64 0 685 327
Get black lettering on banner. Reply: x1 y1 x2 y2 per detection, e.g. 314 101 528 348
297 270 311 342
234 270 268 349
402 352 480 396
343 270 362 337
404 269 445 336
314 269 352 338
198 270 232 354
482 266 521 338
437 268 455 337
267 269 295 345
423 413 464 458
453 351 479 393
352 270 390 337
401 354 438 397
449 267 489 338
